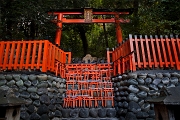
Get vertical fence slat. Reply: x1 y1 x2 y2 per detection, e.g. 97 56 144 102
145 36 152 68
165 37 174 67
8 42 15 69
20 42 26 69
150 36 158 68
171 38 179 69
160 37 168 67
0 42 5 66
37 41 43 69
3 42 10 69
51 45 55 70
42 40 49 72
14 42 21 69
135 36 141 68
129 35 136 71
177 38 180 70
25 42 32 69
140 37 146 68
31 41 37 69
155 37 163 67
47 43 52 70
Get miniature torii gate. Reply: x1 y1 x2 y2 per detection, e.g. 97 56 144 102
48 8 133 46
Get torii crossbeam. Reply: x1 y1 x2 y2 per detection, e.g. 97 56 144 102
48 8 133 46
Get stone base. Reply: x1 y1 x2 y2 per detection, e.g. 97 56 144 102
62 118 118 120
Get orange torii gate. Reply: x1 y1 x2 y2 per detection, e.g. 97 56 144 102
48 8 133 46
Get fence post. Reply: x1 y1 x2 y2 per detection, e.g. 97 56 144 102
42 40 49 72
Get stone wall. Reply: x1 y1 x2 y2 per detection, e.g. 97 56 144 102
112 70 180 120
0 73 66 120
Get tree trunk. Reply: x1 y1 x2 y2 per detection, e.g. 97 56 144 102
78 26 88 56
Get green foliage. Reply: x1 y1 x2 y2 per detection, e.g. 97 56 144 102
0 0 179 58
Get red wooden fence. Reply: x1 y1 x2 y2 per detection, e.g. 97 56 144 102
112 35 180 75
0 40 70 77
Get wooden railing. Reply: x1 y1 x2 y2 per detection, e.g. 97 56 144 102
0 40 71 76
112 35 180 75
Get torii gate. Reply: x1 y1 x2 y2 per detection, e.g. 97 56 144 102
48 8 133 46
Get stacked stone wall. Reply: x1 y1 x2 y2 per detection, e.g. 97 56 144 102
112 70 180 120
0 73 66 120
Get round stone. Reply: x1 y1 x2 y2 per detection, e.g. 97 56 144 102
136 111 149 118
37 82 48 88
89 108 98 118
148 90 159 96
48 104 56 112
5 74 13 81
170 77 178 85
61 109 70 118
69 108 79 118
30 113 40 120
128 85 139 93
149 84 158 90
128 101 141 113
54 78 62 82
24 81 31 87
12 74 21 81
148 110 155 117
141 103 150 112
147 73 156 79
162 77 170 84
137 78 145 85
27 105 35 113
106 108 116 117
26 98 32 104
0 80 7 86
48 111 55 119
37 88 48 95
40 114 49 120
138 85 149 92
7 80 15 86
47 80 52 87
40 94 50 105
123 101 128 108
54 110 62 117
30 93 39 99
138 73 147 79
156 73 163 78
28 74 37 81
55 104 63 111
20 111 29 120
118 102 123 107
137 91 147 98
162 73 171 77
127 93 139 102
20 91 30 99
152 78 161 85
98 108 106 118
128 73 137 79
37 104 49 115
157 83 164 89
16 80 24 87
138 99 145 106
79 108 89 118
52 81 56 87
0 75 5 80
128 79 138 85
19 86 27 92
32 80 39 86
171 72 180 77
145 78 152 84
125 112 137 120
33 100 41 107
167 83 175 88
56 82 60 88
27 87 37 93
20 74 28 81
47 75 54 81
37 74 47 81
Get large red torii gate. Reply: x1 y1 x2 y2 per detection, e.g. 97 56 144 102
48 8 133 46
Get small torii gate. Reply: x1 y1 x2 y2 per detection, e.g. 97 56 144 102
48 8 133 46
